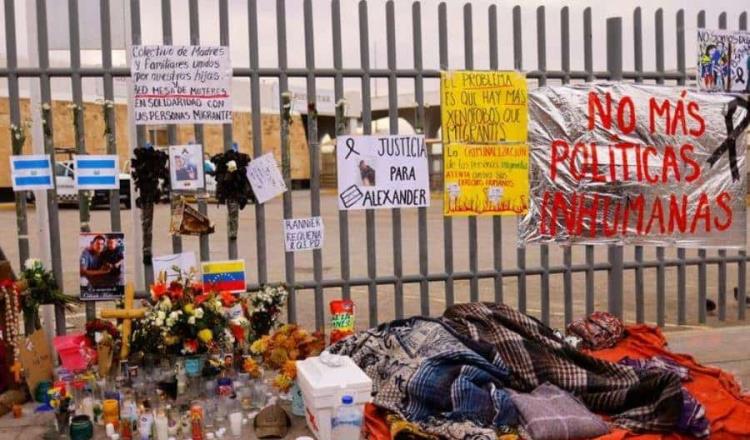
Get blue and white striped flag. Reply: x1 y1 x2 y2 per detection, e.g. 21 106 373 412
74 155 119 190
9 155 53 191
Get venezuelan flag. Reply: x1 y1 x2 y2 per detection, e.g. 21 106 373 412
201 260 247 293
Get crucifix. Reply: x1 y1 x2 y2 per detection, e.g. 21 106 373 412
100 283 145 360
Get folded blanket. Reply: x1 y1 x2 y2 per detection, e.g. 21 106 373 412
509 382 609 440
330 317 519 440
442 303 684 433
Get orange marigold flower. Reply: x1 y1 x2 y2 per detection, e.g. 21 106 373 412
272 374 294 393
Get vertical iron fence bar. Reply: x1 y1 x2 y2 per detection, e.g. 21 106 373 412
716 11 728 322
654 9 666 326
697 10 707 324
633 7 645 323
247 0 267 285
35 0 65 335
280 0 296 321
386 1 404 319
331 0 349 305
101 0 122 234
537 6 550 324
187 0 210 264
4 0 30 270
413 2 430 316
739 11 747 321
69 0 96 322
489 4 503 305
161 0 182 255
513 5 526 313
360 0 378 327
303 0 324 330
635 247 645 323
439 2 454 308
463 3 479 303
583 8 594 316
561 6 573 325
676 9 687 325
218 0 235 259
130 0 149 288
606 17 624 319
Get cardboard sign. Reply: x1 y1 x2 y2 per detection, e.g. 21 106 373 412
336 135 430 210
74 155 120 190
9 155 54 191
131 45 232 124
519 83 747 248
19 330 53 393
440 71 528 144
283 216 324 252
246 153 288 204
153 252 198 282
444 144 529 216
169 144 206 191
697 29 750 93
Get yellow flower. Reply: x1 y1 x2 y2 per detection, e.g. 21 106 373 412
183 304 195 315
197 329 213 343
164 335 179 346
272 374 294 393
281 360 297 380
250 336 269 355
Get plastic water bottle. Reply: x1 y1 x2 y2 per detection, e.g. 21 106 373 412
331 395 362 440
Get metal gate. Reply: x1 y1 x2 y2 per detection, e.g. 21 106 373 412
1 0 748 335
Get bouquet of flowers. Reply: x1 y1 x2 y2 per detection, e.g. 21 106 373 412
131 270 234 357
250 324 325 392
242 284 289 340
17 258 78 330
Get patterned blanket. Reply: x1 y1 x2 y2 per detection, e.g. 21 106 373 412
443 303 684 433
330 317 520 439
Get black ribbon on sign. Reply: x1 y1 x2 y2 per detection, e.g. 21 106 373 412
707 97 750 182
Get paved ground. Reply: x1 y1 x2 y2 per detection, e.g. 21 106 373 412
0 326 748 439
0 191 748 333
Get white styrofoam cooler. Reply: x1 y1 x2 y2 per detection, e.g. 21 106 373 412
296 355 373 440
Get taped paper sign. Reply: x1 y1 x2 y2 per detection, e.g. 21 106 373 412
131 45 232 124
283 216 324 252
74 155 119 190
246 153 288 204
519 83 747 248
336 135 430 210
697 29 750 93
10 155 54 191
444 144 529 216
20 330 53 394
153 252 198 282
440 70 528 144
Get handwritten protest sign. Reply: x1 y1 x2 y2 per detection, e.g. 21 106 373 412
519 83 747 248
444 144 528 216
153 252 198 282
697 29 750 93
131 45 232 124
336 135 430 210
246 153 288 204
283 216 324 252
440 71 528 144
20 330 53 394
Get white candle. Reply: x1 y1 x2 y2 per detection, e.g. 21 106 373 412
154 414 169 440
229 411 242 437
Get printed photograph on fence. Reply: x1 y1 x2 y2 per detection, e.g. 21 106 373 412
79 232 125 300
519 82 747 248
153 251 198 282
336 135 430 210
201 259 246 293
440 70 528 144
246 153 288 204
169 144 205 191
283 216 324 252
444 144 528 216
697 29 750 93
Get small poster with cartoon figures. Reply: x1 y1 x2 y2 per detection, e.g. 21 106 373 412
698 29 750 93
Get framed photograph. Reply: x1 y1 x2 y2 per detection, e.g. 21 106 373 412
169 144 205 191
79 232 125 300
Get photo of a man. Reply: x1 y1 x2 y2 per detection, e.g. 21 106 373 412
80 232 125 300
170 144 205 190
359 159 376 187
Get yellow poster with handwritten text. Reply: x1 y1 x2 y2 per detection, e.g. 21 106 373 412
444 143 529 216
440 71 528 144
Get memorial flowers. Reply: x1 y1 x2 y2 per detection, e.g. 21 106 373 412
17 258 78 330
209 148 257 239
130 145 169 264
242 284 289 339
249 324 325 392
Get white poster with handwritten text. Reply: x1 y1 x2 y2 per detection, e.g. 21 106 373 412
246 153 288 204
283 217 324 252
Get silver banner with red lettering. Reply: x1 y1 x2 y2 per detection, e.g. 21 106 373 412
519 83 747 248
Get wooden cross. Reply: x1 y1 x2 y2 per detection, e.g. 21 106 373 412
100 283 145 360
10 360 22 383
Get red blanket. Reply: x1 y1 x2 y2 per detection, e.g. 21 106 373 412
590 325 750 440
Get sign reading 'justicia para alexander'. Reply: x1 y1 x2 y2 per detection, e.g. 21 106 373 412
519 83 748 248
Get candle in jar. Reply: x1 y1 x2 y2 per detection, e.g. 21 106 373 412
154 413 169 440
